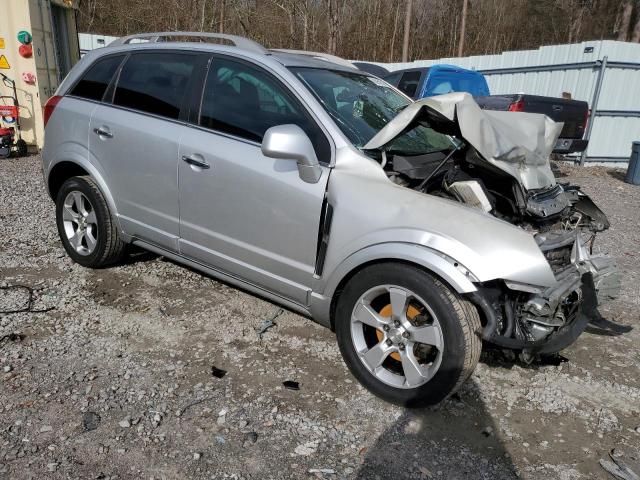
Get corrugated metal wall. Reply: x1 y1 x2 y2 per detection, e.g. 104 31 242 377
377 40 640 164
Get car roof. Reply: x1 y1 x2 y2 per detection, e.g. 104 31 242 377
100 32 362 74
388 64 482 76
429 64 482 75
268 51 359 72
61 32 371 97
351 62 390 77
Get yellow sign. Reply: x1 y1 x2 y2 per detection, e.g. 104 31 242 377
0 55 10 69
0 38 5 49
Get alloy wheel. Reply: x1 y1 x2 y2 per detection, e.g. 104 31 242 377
350 285 444 389
62 191 98 256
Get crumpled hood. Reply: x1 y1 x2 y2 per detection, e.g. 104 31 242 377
363 92 564 191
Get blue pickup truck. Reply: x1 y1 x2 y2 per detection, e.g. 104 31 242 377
384 64 491 98
354 63 589 154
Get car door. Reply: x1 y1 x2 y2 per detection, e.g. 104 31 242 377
178 55 332 305
88 51 204 251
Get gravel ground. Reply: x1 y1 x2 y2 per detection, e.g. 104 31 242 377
1 155 639 480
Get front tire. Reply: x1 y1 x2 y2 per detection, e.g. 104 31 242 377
55 176 125 268
335 263 481 407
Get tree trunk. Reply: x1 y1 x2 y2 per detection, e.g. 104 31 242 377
458 0 468 57
618 1 633 41
569 6 584 44
389 1 401 62
219 0 226 33
326 0 339 54
632 1 640 42
303 13 309 50
200 0 206 32
402 0 412 62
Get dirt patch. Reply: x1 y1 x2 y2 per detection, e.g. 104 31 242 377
1 156 639 479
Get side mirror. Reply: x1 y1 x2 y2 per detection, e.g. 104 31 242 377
261 124 322 184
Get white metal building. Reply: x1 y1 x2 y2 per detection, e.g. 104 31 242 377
78 32 117 55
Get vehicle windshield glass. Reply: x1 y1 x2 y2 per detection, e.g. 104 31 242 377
291 67 453 155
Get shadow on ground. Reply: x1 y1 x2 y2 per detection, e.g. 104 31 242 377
585 314 633 336
355 379 517 479
120 247 158 265
606 169 627 182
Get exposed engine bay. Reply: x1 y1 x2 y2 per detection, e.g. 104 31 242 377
383 147 610 233
364 93 621 357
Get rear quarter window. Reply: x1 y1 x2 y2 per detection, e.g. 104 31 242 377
113 53 198 120
70 55 124 101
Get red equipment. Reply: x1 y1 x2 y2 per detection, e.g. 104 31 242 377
0 72 27 158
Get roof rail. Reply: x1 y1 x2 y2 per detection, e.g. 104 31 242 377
271 49 356 69
109 32 268 55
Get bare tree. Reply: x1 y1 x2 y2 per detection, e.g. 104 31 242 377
326 0 339 54
77 0 627 62
618 0 633 41
219 0 226 34
458 0 468 57
402 0 413 62
389 1 401 62
632 0 640 42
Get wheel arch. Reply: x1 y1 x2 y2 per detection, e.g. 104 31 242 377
46 158 125 238
48 161 90 200
310 243 479 330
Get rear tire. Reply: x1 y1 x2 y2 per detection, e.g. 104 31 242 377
55 176 125 268
335 263 481 407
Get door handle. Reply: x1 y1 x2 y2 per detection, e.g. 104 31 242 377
182 155 210 169
93 127 113 138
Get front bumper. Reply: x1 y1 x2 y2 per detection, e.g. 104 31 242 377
587 255 621 304
474 232 620 345
525 234 620 317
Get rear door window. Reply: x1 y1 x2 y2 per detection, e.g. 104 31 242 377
70 55 124 101
397 71 422 98
113 52 198 120
199 57 330 163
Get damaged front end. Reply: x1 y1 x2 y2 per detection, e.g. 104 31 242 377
363 92 621 355
472 232 620 356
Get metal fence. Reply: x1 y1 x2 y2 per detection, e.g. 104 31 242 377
376 40 640 164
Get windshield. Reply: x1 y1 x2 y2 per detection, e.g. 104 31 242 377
291 68 452 155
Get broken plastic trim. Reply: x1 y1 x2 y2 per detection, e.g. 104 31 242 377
473 273 598 352
467 291 498 341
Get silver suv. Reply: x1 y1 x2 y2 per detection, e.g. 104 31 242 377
42 32 618 407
